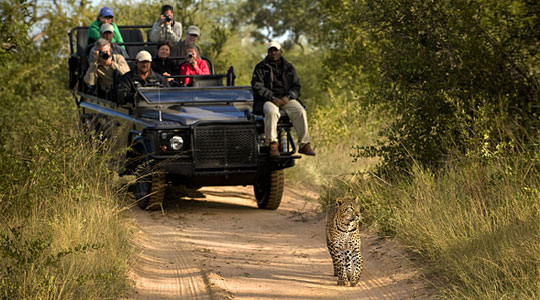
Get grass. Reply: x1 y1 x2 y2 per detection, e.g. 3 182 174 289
317 152 540 299
0 96 134 299
391 160 540 299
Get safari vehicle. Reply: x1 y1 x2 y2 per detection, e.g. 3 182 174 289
68 25 300 210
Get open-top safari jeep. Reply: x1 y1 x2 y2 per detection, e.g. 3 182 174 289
68 25 300 210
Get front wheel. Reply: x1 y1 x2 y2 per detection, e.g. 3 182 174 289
254 169 284 210
134 161 166 210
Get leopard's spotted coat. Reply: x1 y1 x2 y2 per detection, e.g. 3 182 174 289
326 198 363 286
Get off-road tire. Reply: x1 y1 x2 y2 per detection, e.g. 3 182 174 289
134 162 166 211
254 169 284 210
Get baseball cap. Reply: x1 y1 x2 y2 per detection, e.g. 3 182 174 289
99 7 114 17
187 25 200 36
100 23 114 34
136 50 152 62
267 41 281 50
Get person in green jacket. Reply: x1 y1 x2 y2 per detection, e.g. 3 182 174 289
86 7 124 48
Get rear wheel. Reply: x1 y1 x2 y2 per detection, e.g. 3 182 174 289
134 161 166 210
254 169 284 210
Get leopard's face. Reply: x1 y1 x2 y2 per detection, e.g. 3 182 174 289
336 198 361 225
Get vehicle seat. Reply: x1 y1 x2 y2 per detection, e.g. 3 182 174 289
191 75 224 87
77 28 88 54
120 29 145 58
77 43 95 93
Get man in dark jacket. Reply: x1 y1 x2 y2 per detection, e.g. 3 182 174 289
117 50 169 105
251 41 315 157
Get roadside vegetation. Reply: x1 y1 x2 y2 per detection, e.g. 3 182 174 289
1 0 538 299
298 1 540 299
0 2 132 299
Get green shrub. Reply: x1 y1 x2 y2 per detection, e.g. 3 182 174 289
318 0 540 173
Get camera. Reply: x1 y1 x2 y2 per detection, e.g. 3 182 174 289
187 52 193 59
99 50 110 60
164 14 172 22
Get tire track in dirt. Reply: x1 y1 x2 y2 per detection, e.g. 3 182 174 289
127 208 211 300
126 185 437 300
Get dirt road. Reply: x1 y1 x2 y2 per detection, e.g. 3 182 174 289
125 185 436 300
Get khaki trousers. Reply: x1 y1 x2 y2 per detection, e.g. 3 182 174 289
263 99 311 146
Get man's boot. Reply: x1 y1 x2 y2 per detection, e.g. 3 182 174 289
269 142 280 157
298 143 315 156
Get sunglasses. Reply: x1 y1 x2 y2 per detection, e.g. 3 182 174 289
104 16 113 19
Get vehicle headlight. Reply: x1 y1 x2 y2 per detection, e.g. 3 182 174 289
170 136 184 150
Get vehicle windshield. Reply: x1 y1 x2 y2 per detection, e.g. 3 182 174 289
138 87 253 103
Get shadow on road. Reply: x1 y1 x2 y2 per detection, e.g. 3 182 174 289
159 185 259 212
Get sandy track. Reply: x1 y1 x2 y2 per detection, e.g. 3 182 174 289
125 185 436 300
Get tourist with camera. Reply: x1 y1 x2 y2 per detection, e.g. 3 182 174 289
150 4 183 43
178 46 209 86
84 38 130 98
87 23 128 64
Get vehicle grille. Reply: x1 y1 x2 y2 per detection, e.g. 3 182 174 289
193 125 257 169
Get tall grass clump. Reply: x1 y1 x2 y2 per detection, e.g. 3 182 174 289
0 2 133 295
396 158 539 299
321 152 540 299
0 95 134 299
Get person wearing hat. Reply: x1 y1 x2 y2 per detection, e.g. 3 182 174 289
87 23 128 64
84 38 130 98
171 25 202 58
86 6 125 48
150 4 183 43
251 41 315 157
117 50 170 104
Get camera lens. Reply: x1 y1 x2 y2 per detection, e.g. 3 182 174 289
164 14 171 22
187 52 193 59
99 50 110 60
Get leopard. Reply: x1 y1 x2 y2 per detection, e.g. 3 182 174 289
326 198 363 286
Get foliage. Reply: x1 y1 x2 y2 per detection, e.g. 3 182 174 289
233 0 322 49
0 1 132 299
3 0 539 298
318 0 540 173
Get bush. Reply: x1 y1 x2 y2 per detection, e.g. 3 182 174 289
318 0 540 173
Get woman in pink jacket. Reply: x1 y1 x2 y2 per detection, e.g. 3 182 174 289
179 46 209 86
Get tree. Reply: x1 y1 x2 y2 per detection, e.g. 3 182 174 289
318 0 540 172
234 0 322 51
